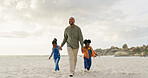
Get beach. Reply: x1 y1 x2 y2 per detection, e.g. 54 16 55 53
0 55 148 78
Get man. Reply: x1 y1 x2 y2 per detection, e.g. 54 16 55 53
60 17 83 77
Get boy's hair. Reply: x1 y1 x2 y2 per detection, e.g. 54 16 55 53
84 39 91 44
52 38 57 44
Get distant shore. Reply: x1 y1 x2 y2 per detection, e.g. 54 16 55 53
95 44 148 57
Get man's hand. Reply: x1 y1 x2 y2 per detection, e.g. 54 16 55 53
59 46 62 50
81 48 83 52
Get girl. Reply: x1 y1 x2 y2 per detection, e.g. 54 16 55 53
49 38 61 71
82 39 98 72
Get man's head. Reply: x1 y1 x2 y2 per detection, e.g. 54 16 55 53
69 17 75 26
84 39 91 48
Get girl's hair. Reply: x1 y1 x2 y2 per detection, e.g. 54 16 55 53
52 38 57 44
84 39 91 44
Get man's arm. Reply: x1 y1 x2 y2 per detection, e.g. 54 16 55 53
61 29 68 47
78 28 84 49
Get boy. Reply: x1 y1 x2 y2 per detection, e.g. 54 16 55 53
82 39 98 72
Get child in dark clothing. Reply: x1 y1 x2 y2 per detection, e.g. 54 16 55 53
49 38 61 71
82 39 98 72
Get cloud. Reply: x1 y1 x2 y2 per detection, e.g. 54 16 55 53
0 31 30 38
0 0 119 38
0 0 148 41
0 0 119 24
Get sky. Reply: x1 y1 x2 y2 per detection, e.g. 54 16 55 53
0 0 148 55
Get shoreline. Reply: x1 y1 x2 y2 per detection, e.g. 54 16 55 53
0 55 148 58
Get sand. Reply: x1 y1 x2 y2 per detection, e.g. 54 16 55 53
0 55 148 78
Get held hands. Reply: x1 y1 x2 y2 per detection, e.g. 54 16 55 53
59 46 62 50
81 48 83 52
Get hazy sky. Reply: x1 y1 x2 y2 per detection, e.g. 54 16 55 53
0 0 148 55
